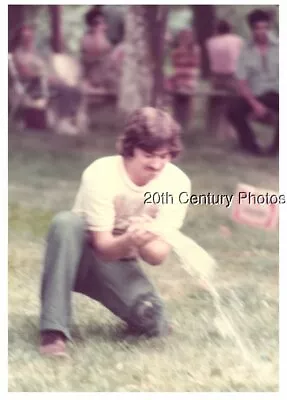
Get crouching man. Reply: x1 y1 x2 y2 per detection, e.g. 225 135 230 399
39 106 191 357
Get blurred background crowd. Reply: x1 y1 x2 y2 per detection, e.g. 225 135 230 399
8 5 279 155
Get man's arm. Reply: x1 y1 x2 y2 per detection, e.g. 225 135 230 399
91 231 136 261
236 80 259 108
91 225 160 262
235 45 268 118
236 80 268 118
79 168 164 262
138 175 192 266
126 215 171 265
138 239 171 266
92 230 170 265
76 167 135 262
235 45 256 106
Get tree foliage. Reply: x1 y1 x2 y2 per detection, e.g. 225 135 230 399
215 5 279 38
9 5 279 56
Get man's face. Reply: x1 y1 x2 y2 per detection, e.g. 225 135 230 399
92 16 108 33
130 147 172 185
252 21 270 43
21 27 34 47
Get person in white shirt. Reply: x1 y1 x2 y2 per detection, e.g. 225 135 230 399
39 106 191 357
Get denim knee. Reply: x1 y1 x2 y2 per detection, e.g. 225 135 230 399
128 292 168 337
49 211 85 237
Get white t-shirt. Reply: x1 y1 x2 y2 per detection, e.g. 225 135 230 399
72 155 191 235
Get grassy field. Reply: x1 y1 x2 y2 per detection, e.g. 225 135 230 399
8 117 279 392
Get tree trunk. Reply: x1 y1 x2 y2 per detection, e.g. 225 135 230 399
192 5 216 78
118 5 168 114
145 5 169 108
49 5 63 53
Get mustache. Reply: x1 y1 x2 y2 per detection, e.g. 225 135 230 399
147 168 159 172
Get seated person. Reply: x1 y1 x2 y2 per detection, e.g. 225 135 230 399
226 9 279 156
11 24 47 100
80 7 118 93
11 24 83 129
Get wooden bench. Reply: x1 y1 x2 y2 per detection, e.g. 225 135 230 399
168 86 278 144
167 86 235 135
9 52 118 135
51 53 119 132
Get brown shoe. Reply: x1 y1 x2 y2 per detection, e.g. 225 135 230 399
39 330 67 357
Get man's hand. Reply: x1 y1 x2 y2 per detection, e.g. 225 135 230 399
252 101 269 119
127 215 171 265
128 229 158 248
237 80 269 120
91 215 160 262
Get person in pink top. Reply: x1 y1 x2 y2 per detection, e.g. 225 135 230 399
205 21 244 138
206 20 244 91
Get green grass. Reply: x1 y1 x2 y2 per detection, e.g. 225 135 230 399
8 119 279 392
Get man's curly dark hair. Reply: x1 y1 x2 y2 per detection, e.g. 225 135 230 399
117 107 183 159
84 6 104 27
247 9 271 28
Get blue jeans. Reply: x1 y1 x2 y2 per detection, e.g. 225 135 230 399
39 211 168 340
